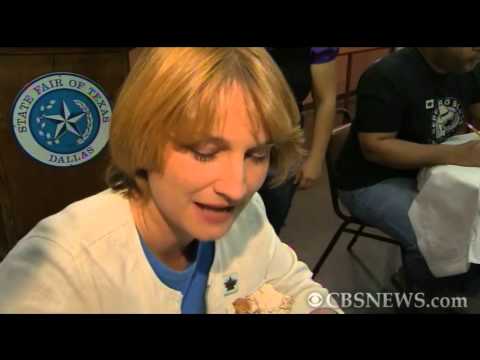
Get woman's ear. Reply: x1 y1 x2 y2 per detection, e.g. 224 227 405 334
133 169 151 202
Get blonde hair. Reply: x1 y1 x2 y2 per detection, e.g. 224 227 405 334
107 47 305 198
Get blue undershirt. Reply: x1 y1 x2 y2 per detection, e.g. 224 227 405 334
139 236 215 314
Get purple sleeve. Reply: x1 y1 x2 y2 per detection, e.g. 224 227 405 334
310 47 339 64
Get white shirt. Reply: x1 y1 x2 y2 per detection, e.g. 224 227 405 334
0 190 341 314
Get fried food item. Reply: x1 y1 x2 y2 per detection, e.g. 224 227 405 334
233 284 293 314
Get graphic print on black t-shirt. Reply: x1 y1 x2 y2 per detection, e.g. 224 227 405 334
429 97 464 143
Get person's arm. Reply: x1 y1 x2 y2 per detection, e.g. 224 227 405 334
355 66 480 169
468 66 480 128
294 48 338 190
0 235 89 313
250 194 342 314
470 102 480 129
295 59 337 190
264 237 343 314
359 131 480 169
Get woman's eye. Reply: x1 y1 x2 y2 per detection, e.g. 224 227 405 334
189 147 217 162
248 148 271 163
193 152 215 162
186 144 272 164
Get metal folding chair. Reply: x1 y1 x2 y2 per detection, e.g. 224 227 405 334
311 109 401 278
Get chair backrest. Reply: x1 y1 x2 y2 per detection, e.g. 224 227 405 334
326 110 352 221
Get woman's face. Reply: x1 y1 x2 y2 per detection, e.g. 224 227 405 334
146 84 271 242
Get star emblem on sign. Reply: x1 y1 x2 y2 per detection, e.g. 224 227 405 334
43 100 85 141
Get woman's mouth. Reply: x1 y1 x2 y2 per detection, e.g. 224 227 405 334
194 202 236 224
195 202 234 212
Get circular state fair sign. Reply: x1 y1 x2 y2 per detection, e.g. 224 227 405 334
11 72 112 167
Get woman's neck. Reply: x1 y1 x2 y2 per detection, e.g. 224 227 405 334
129 196 195 271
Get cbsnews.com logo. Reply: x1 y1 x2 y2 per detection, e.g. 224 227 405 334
307 291 467 310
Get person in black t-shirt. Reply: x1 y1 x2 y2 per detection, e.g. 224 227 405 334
336 47 480 295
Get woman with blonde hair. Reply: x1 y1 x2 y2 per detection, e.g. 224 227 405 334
0 48 340 314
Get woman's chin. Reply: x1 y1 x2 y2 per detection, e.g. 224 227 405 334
190 222 234 242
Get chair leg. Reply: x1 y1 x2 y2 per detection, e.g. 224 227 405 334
311 221 349 278
347 225 365 252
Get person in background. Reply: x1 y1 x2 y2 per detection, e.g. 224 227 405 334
336 47 480 298
259 47 338 234
0 48 341 314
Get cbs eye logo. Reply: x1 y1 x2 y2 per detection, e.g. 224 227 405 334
307 292 324 308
